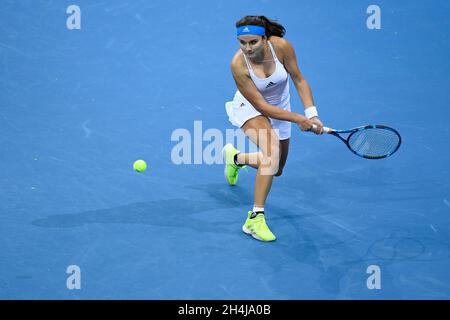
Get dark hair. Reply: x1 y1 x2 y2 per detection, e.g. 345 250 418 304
235 15 286 38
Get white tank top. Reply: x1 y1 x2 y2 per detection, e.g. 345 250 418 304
239 41 290 107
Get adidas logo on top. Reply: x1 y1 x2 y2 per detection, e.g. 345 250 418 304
243 27 250 32
266 81 276 88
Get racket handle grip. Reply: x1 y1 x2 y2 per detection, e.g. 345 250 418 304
311 124 333 134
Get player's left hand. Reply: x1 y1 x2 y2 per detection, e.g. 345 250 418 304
309 117 324 134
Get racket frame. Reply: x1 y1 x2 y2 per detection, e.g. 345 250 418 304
324 124 402 159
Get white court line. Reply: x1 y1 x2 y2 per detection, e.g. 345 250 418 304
313 213 363 238
0 42 29 57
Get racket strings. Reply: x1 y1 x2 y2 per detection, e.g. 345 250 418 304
348 128 400 158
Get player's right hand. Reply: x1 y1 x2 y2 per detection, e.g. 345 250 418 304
297 116 322 135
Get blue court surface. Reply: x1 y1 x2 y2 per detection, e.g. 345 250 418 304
1 0 449 300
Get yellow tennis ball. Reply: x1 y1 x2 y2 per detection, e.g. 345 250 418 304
133 160 147 172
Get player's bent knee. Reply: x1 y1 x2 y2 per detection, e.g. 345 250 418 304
260 156 279 176
261 165 279 176
260 143 280 175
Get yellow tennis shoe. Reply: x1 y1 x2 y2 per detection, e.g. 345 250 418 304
242 211 276 242
222 143 245 186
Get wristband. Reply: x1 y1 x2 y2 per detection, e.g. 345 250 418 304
304 106 318 119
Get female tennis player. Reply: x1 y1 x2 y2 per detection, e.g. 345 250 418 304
223 15 324 241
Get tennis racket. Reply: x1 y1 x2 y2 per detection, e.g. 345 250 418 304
313 124 402 159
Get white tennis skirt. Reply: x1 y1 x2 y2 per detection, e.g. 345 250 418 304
225 91 292 140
